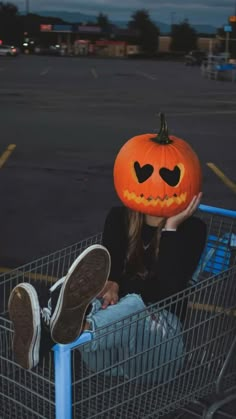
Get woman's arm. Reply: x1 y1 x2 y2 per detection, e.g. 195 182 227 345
117 217 207 303
153 217 207 299
152 193 206 300
101 198 207 306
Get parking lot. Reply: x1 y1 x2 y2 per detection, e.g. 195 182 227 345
0 54 235 269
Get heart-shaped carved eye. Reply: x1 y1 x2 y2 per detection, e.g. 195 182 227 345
159 165 181 187
134 162 154 183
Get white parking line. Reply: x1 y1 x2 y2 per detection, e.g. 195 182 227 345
198 91 236 96
168 110 236 117
91 68 98 79
215 100 236 104
136 71 157 80
40 67 51 76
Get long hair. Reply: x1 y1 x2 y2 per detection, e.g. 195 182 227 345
125 208 166 278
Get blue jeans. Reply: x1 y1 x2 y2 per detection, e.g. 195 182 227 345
80 294 185 384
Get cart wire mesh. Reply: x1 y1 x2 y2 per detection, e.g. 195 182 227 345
0 233 101 419
72 266 236 418
0 205 236 419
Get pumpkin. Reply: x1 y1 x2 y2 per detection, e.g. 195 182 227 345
113 113 202 218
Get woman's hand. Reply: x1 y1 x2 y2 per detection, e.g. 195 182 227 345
165 192 202 230
97 280 119 309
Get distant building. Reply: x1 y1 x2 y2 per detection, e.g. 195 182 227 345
126 44 140 55
158 36 171 52
39 23 222 57
197 37 221 52
158 36 221 53
95 40 126 57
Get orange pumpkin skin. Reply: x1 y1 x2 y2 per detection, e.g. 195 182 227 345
113 132 202 218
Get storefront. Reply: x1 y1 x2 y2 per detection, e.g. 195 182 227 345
40 23 102 54
95 40 126 57
74 39 90 55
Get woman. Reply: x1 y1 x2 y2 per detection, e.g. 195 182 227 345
8 192 206 373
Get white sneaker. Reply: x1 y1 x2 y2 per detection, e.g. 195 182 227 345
50 244 110 344
8 283 41 369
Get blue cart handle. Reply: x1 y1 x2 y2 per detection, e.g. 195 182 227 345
199 204 236 218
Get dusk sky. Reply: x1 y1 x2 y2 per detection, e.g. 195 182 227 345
15 0 236 26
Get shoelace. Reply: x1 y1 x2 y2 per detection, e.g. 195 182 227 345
41 298 52 326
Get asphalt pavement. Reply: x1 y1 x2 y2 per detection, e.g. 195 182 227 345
0 55 235 268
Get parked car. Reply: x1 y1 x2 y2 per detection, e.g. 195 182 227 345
185 50 207 66
34 45 62 56
0 44 19 56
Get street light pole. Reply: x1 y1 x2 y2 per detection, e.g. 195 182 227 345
225 31 230 61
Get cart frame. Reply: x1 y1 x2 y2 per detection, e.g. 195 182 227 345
0 204 236 419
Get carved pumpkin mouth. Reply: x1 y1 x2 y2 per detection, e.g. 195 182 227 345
123 190 187 207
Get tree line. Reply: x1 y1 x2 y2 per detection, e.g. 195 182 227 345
0 2 226 56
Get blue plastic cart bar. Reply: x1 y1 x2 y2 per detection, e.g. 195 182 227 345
53 332 92 419
215 63 236 71
199 204 236 218
52 204 236 419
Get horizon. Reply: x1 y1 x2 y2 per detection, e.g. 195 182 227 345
13 0 236 27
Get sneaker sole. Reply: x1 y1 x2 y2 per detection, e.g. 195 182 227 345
8 283 41 369
50 244 110 344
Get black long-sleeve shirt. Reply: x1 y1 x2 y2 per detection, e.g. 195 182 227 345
102 206 207 305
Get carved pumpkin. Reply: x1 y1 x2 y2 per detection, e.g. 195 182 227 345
113 113 202 217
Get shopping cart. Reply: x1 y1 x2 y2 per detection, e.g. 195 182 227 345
0 204 236 419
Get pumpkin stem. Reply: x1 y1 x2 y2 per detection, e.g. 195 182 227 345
153 113 173 144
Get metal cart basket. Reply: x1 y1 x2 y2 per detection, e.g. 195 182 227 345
0 204 236 419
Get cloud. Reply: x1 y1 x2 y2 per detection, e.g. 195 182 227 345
16 0 235 11
136 0 235 8
15 0 234 25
